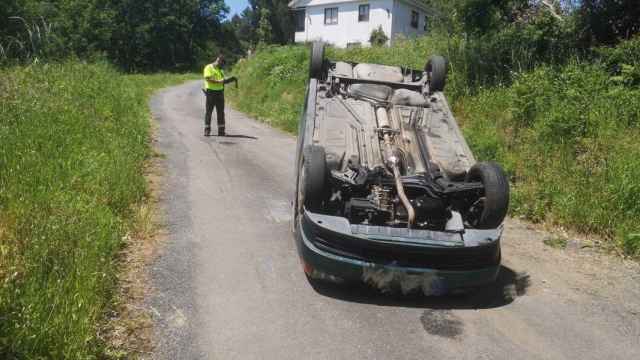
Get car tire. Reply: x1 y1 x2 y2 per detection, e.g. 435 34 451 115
465 162 509 229
309 41 325 80
425 55 447 92
302 145 327 211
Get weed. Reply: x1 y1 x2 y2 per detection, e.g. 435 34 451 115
544 237 568 249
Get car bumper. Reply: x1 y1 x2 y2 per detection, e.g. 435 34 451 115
295 210 501 295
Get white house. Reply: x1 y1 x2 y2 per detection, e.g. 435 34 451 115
288 0 429 47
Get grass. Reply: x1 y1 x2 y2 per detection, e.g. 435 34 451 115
0 61 194 358
226 37 640 257
543 237 568 249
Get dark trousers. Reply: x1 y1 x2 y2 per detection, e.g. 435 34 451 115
204 90 225 131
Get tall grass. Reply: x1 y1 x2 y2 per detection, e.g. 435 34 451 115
0 62 193 358
227 45 309 133
456 62 640 256
0 17 58 65
227 36 640 256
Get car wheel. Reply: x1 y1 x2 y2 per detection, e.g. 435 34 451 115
309 41 325 80
465 162 509 229
302 145 327 211
425 55 447 92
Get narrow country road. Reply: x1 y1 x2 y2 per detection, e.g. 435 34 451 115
149 81 640 359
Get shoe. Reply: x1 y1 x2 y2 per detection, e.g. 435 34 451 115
204 127 211 136
218 127 225 136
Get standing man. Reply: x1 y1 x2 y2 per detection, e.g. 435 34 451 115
203 55 236 136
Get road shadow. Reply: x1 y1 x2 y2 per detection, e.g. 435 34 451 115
309 265 530 310
209 133 258 140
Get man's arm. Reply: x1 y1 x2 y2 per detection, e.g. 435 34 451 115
204 65 225 84
206 76 225 84
206 76 236 85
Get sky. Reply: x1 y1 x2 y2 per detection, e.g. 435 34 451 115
226 0 250 18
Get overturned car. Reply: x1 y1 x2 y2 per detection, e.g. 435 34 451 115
293 42 509 295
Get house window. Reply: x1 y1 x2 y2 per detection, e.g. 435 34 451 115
294 10 305 32
358 4 370 22
410 10 418 29
324 7 338 25
423 15 428 31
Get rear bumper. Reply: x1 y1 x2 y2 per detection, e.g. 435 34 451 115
295 210 501 294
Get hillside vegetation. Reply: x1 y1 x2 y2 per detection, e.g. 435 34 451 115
0 62 192 358
227 36 640 257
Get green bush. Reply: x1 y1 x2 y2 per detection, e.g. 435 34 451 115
596 35 640 86
0 62 192 358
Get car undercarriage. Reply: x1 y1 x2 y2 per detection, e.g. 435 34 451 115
300 43 509 234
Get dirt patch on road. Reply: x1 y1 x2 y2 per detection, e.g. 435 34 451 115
420 310 464 339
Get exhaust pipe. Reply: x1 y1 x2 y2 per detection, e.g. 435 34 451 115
377 107 416 228
385 136 416 229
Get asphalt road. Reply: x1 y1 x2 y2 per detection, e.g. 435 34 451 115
149 81 640 360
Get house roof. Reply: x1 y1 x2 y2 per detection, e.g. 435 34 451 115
289 0 428 12
288 0 347 8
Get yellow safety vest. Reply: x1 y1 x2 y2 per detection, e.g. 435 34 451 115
203 64 224 91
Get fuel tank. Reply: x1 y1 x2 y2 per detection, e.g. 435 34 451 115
313 87 475 179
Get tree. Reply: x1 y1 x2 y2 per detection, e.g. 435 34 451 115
257 7 273 45
231 11 256 47
229 0 295 48
103 0 236 71
0 0 25 38
1 0 241 71
577 0 640 46
369 26 389 46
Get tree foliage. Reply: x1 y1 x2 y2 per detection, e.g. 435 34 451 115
369 26 389 46
228 0 294 50
577 0 640 46
257 7 273 45
426 0 638 48
0 0 241 71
